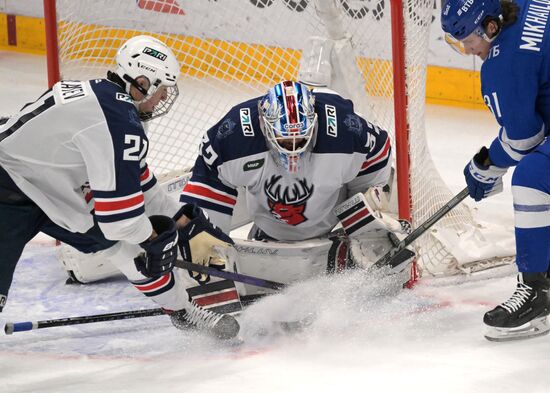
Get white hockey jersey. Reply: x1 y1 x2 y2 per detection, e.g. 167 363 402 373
0 79 178 244
180 90 392 241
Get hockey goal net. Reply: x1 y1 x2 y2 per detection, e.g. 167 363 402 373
44 0 513 277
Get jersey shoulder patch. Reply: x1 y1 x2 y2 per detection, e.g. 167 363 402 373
89 79 143 130
313 92 373 154
207 97 268 162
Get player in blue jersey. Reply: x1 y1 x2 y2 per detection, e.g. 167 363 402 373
442 0 550 341
0 35 238 339
178 80 415 308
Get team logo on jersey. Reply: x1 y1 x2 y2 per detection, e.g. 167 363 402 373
344 114 364 136
240 108 255 136
143 47 167 61
77 181 93 204
217 118 236 138
325 105 337 137
264 175 313 226
116 92 133 104
59 81 88 104
243 158 264 171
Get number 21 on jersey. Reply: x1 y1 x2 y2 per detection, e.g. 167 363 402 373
123 134 148 161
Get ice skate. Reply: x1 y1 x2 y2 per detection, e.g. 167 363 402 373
170 303 240 340
484 273 550 342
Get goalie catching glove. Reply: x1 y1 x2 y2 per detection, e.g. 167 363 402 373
333 187 414 274
174 204 234 285
135 215 179 278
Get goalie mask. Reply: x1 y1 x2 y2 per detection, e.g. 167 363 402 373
115 35 180 121
259 81 317 173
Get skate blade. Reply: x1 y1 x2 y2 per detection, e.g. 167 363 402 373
484 316 550 342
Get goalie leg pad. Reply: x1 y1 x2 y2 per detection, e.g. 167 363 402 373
186 279 243 315
326 236 354 274
59 244 122 284
232 236 333 296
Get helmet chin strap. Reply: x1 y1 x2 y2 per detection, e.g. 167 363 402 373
122 74 149 97
481 14 503 43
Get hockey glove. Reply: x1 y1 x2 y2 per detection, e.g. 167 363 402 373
464 146 508 202
174 204 234 285
333 191 410 240
134 215 179 278
334 191 414 273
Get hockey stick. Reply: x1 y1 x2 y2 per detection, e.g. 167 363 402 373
370 187 470 271
175 259 286 290
4 308 165 335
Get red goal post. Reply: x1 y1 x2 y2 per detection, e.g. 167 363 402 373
43 0 513 277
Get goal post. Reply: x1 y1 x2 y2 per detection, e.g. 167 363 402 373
43 0 514 277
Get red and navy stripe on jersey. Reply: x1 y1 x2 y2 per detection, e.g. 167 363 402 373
132 272 175 298
180 178 238 215
93 191 145 222
140 163 157 192
358 136 391 177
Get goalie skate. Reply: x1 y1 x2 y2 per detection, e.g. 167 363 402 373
484 316 550 342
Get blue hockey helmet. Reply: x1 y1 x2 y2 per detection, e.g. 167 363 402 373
441 0 502 40
259 81 317 173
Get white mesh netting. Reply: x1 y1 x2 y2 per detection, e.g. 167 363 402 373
52 0 513 276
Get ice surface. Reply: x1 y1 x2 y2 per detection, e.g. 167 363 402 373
1 51 547 393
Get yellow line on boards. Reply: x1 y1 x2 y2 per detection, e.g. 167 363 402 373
0 13 486 110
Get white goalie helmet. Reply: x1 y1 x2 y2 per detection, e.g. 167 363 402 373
115 35 180 121
259 81 317 173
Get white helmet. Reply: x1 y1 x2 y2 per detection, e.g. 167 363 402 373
259 81 317 173
115 35 180 121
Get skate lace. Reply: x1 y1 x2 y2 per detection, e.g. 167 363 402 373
185 303 223 330
500 283 533 313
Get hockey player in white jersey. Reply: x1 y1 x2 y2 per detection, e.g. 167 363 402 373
0 35 239 339
179 80 414 307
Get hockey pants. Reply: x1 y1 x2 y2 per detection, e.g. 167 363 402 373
0 165 116 310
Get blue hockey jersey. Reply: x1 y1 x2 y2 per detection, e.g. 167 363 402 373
180 89 392 241
482 0 550 167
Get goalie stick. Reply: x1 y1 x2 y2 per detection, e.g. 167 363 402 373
370 187 470 271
